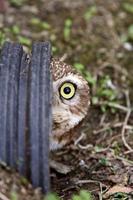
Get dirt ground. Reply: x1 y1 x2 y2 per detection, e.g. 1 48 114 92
0 0 133 199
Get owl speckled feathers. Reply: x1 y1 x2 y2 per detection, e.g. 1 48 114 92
50 58 90 150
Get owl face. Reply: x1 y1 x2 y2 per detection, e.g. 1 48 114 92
50 58 90 150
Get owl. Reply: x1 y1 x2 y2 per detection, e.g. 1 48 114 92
50 58 90 150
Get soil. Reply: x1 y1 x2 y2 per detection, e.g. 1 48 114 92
0 0 133 199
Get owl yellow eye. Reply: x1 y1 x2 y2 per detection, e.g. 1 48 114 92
60 82 76 100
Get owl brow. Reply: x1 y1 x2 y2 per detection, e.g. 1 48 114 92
60 81 77 90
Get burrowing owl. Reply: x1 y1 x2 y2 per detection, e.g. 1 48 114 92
50 58 90 150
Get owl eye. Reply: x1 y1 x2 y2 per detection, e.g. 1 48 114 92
60 82 76 100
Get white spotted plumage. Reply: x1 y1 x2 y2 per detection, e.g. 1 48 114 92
50 58 90 150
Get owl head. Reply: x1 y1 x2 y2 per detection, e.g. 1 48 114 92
50 58 90 150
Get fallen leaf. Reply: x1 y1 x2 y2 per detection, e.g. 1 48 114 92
50 160 73 174
103 185 133 198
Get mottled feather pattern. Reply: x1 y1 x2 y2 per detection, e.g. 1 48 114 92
50 58 90 150
50 58 75 81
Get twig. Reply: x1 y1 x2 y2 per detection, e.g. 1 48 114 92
116 155 133 165
74 132 93 150
107 102 131 112
121 91 133 151
96 91 133 151
111 148 133 165
125 90 130 108
99 113 106 126
124 149 133 155
60 54 68 62
121 110 132 151
75 179 103 199
0 193 10 200
97 101 131 112
93 122 133 135
74 132 85 145
77 144 93 150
